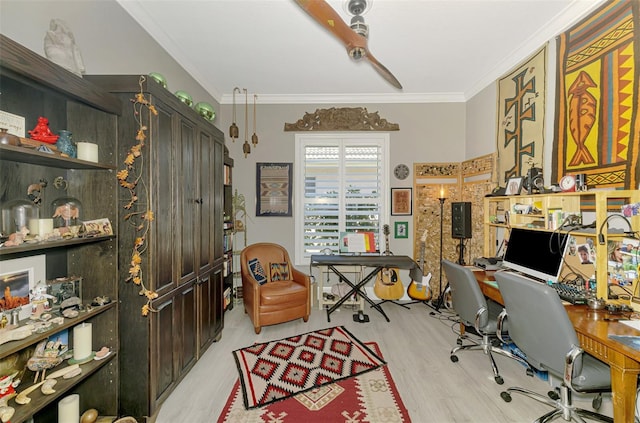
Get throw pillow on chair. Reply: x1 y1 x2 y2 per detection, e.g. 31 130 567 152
248 258 268 285
270 262 290 281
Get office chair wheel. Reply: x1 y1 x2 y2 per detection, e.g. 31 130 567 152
547 390 559 401
500 391 512 402
592 393 602 410
525 368 534 377
495 375 504 385
450 355 459 363
456 338 463 345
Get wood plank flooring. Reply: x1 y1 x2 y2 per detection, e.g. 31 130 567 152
155 301 614 422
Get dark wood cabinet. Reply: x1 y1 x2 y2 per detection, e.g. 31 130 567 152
85 75 226 421
0 35 119 422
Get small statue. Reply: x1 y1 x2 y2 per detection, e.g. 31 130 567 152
0 372 20 400
44 19 85 76
28 117 59 144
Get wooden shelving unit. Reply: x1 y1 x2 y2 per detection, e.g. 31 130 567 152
0 34 120 421
484 190 640 302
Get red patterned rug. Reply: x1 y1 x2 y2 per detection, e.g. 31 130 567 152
220 342 410 422
231 326 386 409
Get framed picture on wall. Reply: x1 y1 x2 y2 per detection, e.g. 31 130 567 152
391 188 412 216
256 162 293 217
394 221 409 239
505 177 523 196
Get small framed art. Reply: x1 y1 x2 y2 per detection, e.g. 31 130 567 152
505 177 524 196
391 188 412 216
256 162 293 217
394 221 409 239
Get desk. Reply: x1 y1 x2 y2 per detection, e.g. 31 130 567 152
310 255 422 322
473 269 640 423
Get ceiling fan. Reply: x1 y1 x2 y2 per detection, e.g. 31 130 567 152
294 0 402 89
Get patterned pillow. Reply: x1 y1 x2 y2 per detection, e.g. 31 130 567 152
270 262 290 281
248 258 267 285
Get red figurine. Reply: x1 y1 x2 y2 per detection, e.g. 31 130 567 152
28 117 59 144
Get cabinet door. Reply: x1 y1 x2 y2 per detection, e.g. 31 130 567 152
153 104 177 295
213 138 224 259
198 130 215 273
150 295 178 412
177 282 197 375
197 267 224 355
179 118 198 285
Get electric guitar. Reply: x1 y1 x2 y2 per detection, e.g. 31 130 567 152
407 229 432 301
373 224 404 300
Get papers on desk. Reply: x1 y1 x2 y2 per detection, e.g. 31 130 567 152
609 335 640 351
610 320 640 351
619 320 640 331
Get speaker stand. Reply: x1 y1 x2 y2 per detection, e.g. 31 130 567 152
456 238 466 265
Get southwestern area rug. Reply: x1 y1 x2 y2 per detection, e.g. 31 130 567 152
220 342 410 422
231 326 386 410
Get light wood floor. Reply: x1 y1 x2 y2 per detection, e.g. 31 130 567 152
155 300 614 422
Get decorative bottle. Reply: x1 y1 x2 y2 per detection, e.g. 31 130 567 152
56 130 77 158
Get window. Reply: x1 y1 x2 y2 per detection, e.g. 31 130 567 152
294 133 390 264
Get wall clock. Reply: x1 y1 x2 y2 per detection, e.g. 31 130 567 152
559 175 576 192
394 164 409 180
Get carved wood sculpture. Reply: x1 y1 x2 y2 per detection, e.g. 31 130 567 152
284 107 399 131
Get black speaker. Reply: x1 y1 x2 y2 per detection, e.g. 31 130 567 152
451 202 472 239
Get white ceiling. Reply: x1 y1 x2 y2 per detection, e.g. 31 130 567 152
117 0 605 104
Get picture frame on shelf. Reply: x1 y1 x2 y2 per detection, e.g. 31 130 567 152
256 162 293 217
394 221 409 239
391 188 412 216
0 254 45 321
505 177 524 195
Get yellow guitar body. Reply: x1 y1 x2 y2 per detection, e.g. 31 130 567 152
407 274 432 301
373 224 404 301
374 267 404 300
407 229 432 301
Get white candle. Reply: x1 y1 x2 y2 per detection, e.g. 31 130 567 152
58 394 80 423
73 322 92 360
28 218 53 236
77 142 99 162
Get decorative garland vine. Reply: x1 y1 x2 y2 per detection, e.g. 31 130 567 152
116 75 158 316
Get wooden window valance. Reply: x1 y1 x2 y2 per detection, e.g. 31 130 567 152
284 107 399 131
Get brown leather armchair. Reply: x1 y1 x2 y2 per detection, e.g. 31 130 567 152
240 243 310 334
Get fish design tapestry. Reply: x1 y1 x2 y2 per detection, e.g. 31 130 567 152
554 0 640 189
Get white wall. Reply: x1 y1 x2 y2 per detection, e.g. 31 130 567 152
0 0 220 115
222 102 466 260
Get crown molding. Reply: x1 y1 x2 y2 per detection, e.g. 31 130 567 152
219 92 466 105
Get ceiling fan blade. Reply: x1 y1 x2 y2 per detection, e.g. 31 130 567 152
365 51 403 89
294 0 366 52
294 0 402 89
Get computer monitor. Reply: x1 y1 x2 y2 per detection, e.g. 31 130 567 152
502 228 569 283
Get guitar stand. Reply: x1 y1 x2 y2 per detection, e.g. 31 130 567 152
430 283 451 314
376 299 411 310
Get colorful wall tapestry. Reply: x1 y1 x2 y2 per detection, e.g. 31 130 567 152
496 46 547 185
554 0 640 189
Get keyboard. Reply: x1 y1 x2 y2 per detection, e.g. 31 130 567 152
552 282 589 305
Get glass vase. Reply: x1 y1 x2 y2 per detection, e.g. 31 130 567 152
51 196 82 228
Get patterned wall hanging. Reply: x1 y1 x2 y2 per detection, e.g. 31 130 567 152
554 0 640 189
496 46 547 185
